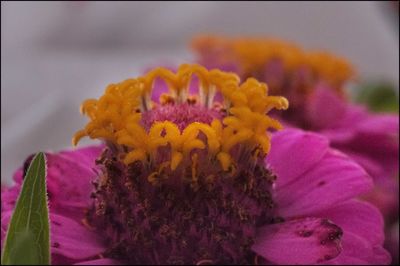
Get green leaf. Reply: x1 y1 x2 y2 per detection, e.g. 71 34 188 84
5 231 39 265
354 81 399 113
1 152 50 265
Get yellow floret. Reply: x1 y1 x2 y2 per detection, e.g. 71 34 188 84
73 64 289 175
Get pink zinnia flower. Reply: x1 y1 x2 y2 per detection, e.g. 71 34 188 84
1 65 391 264
191 36 399 258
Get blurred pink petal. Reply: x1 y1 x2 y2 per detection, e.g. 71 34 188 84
305 85 348 130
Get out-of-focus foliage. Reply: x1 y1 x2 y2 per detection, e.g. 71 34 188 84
355 81 399 113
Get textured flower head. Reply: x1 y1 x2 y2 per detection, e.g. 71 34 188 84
191 35 356 96
72 64 289 264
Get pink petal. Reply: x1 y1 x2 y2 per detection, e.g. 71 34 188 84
356 113 399 136
333 102 367 130
319 100 399 182
252 217 343 265
58 145 104 168
44 146 102 219
45 155 97 200
320 128 356 144
74 258 123 265
1 184 21 213
314 200 391 265
51 214 106 260
266 129 329 189
337 150 385 182
275 149 373 217
314 200 385 246
305 86 348 130
335 145 398 192
324 232 391 265
341 124 398 159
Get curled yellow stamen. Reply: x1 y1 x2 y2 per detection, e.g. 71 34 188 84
73 64 288 174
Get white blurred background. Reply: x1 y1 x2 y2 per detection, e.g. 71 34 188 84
1 1 399 184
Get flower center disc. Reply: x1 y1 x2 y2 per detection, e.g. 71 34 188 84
88 146 277 264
